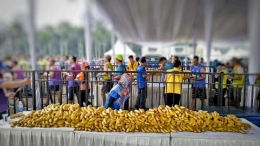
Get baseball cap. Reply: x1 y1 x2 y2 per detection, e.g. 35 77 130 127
116 54 123 61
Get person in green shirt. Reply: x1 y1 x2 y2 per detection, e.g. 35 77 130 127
96 55 114 104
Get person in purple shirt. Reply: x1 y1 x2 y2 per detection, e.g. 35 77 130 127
64 56 81 104
12 60 26 105
44 59 61 105
0 61 31 119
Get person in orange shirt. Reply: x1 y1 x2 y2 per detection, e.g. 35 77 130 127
76 61 91 107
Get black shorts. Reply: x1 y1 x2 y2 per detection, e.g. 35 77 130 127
192 87 207 100
165 93 181 106
80 89 91 106
68 86 79 100
101 81 112 94
49 85 60 91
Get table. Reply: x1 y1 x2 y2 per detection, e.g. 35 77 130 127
0 112 75 146
1 112 260 146
170 118 260 146
74 131 170 146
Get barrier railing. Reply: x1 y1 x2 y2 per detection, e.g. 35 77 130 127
6 70 260 115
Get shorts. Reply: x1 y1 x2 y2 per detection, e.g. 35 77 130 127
233 87 242 102
68 86 79 100
192 87 207 100
165 93 181 106
49 85 60 91
80 89 91 106
101 81 112 93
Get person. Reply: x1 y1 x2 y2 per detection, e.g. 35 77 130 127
76 61 91 107
127 55 139 80
200 58 205 66
44 59 61 105
135 57 152 109
96 55 114 104
173 56 179 63
164 60 189 106
158 57 174 105
104 73 132 110
64 56 81 104
113 54 126 85
136 57 140 66
214 65 229 106
37 56 47 70
0 61 31 119
63 56 70 70
12 60 26 106
189 56 206 110
228 57 245 107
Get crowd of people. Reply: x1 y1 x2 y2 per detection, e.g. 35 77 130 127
0 54 260 120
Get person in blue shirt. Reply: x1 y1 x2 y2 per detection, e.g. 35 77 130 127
188 56 206 110
135 57 152 109
113 54 126 85
104 73 132 110
158 57 173 105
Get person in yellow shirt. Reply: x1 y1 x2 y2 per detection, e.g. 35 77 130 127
164 60 189 106
127 55 139 80
214 65 229 106
228 58 245 107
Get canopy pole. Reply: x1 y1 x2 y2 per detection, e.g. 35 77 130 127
247 0 260 107
193 29 198 57
84 0 92 63
27 0 36 70
124 42 126 62
204 0 214 68
111 32 116 63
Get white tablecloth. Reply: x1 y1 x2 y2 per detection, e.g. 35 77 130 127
170 118 260 146
74 131 170 146
0 112 75 146
1 112 259 146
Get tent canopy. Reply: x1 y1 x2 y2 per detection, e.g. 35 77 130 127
104 40 136 62
93 0 247 47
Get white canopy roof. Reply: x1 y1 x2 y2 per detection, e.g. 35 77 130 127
104 40 136 62
93 0 247 47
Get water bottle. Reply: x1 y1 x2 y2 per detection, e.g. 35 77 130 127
18 101 23 113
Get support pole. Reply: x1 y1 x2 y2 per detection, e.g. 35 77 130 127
84 0 92 63
111 32 115 63
247 0 260 107
124 42 126 63
204 0 214 68
193 29 198 57
27 0 36 70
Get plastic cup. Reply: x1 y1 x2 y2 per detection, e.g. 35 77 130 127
2 114 8 122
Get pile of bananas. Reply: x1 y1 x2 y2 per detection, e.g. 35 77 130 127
9 104 251 134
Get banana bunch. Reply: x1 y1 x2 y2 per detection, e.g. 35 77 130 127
10 113 25 119
9 104 251 134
